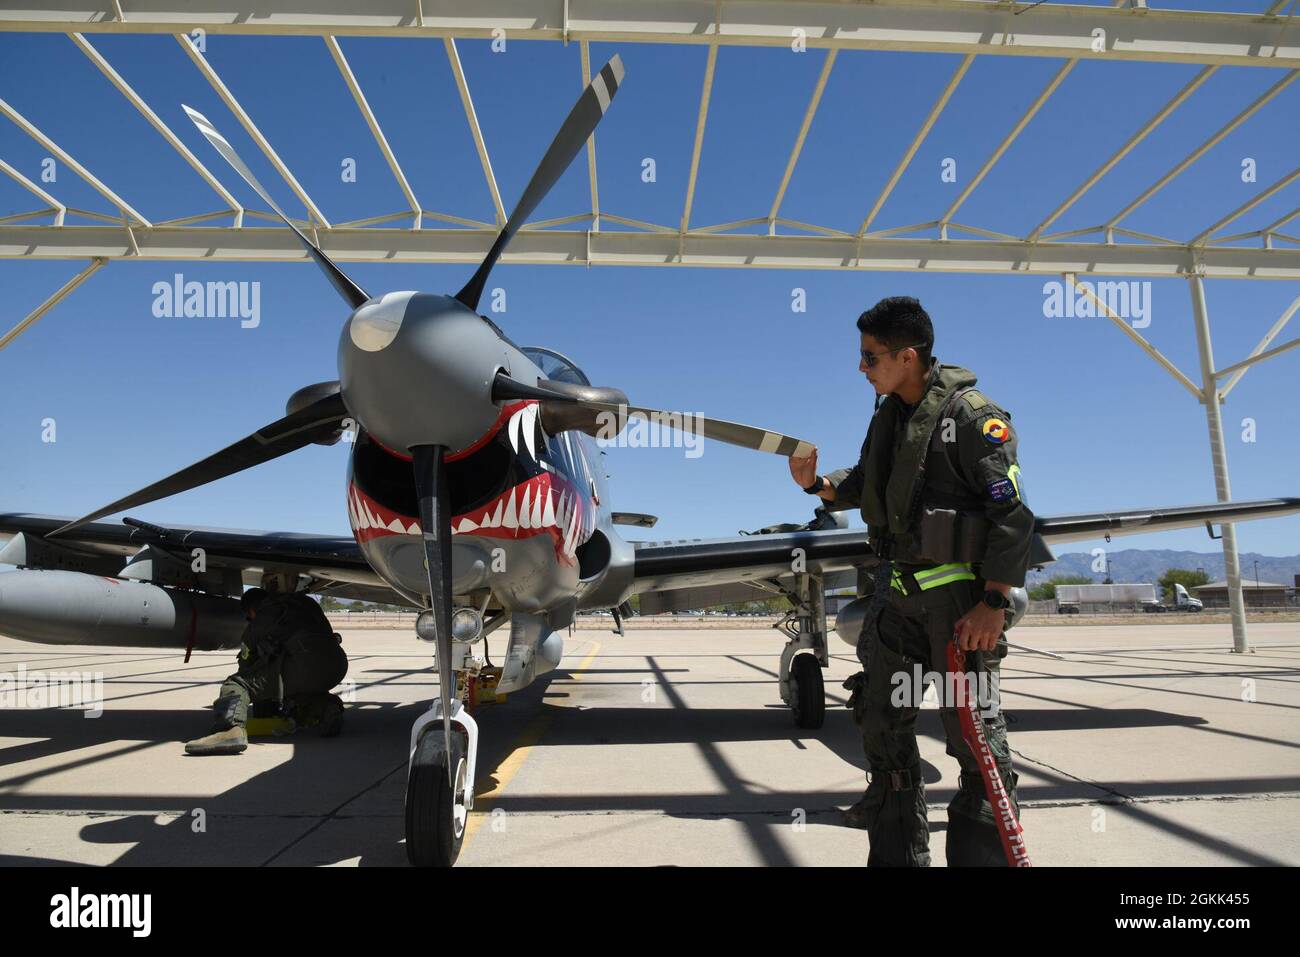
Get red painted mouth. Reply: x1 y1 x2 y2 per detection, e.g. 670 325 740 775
347 472 592 567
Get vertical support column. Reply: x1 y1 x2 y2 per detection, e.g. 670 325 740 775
1189 274 1249 653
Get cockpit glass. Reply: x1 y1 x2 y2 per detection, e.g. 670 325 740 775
521 347 590 387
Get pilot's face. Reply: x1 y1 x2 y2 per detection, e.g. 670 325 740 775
859 333 914 396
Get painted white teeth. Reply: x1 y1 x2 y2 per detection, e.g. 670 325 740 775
519 487 532 529
542 488 556 527
503 489 517 529
508 408 522 454
523 405 538 460
531 485 544 527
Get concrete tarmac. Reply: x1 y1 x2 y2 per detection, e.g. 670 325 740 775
0 622 1296 866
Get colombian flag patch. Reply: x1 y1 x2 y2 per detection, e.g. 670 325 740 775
981 417 1011 445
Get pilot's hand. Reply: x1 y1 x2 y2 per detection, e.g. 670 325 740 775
954 602 1002 653
789 446 818 488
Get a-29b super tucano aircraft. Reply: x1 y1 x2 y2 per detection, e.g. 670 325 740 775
1 55 1297 867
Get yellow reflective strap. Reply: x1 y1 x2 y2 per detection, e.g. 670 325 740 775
1008 463 1022 500
913 562 976 591
891 567 908 594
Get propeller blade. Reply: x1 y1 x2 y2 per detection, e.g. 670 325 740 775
183 105 371 310
491 372 813 458
456 55 625 311
586 400 815 458
411 444 456 786
47 392 349 538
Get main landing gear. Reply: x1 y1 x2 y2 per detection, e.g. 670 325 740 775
773 572 829 729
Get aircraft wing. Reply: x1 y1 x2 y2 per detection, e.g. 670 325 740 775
628 497 1300 608
0 513 410 604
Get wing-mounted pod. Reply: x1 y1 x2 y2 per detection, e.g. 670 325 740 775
0 532 123 576
119 544 244 596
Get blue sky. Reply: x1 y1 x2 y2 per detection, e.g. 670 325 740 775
2 25 1298 560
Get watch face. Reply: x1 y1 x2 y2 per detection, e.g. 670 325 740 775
984 591 1007 609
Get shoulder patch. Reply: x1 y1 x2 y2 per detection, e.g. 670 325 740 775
981 417 1011 445
959 390 988 412
987 477 1017 502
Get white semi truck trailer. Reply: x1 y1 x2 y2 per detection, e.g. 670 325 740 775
1056 582 1203 614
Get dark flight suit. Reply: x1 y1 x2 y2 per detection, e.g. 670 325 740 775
826 360 1034 866
213 592 349 730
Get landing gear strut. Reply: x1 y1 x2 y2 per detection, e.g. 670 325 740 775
774 572 829 729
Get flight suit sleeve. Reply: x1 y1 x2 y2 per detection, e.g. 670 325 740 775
824 430 871 512
240 599 291 658
953 404 1035 588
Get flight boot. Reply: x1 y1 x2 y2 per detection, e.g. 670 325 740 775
842 791 871 829
184 725 248 755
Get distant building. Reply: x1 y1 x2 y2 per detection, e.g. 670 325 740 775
1193 580 1292 608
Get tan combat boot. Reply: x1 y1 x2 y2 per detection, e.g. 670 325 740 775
185 726 248 755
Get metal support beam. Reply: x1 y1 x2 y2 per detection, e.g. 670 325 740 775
326 35 421 228
940 58 1076 231
768 48 836 231
72 33 243 222
1218 294 1300 394
6 224 1300 278
681 43 718 235
176 33 330 227
859 54 972 237
3 1 1299 68
1065 273 1202 399
1190 166 1300 246
1027 66 1217 242
1189 275 1249 653
0 257 104 351
0 157 65 225
0 96 149 225
444 37 505 227
1105 70 1298 229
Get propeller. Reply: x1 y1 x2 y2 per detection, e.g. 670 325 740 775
47 392 349 538
492 373 815 458
456 56 624 311
182 105 370 310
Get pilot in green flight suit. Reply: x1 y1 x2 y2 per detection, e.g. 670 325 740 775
185 589 349 755
789 296 1034 866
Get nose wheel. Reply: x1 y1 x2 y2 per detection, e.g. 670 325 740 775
405 697 478 867
406 724 468 867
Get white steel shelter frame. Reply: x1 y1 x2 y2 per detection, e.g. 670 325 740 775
2 0 1299 652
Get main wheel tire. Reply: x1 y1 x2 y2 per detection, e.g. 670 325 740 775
790 653 826 729
405 729 467 867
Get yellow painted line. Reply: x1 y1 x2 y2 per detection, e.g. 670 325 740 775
461 639 601 849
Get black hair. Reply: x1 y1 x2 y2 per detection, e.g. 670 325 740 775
856 296 934 364
240 588 269 613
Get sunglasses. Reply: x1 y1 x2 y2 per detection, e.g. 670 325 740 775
860 343 926 368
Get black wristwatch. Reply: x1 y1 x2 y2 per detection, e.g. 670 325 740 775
982 589 1011 610
802 476 826 495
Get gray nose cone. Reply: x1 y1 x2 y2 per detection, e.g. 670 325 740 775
339 292 511 453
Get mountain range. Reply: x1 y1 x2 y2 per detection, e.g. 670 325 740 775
1028 548 1300 587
